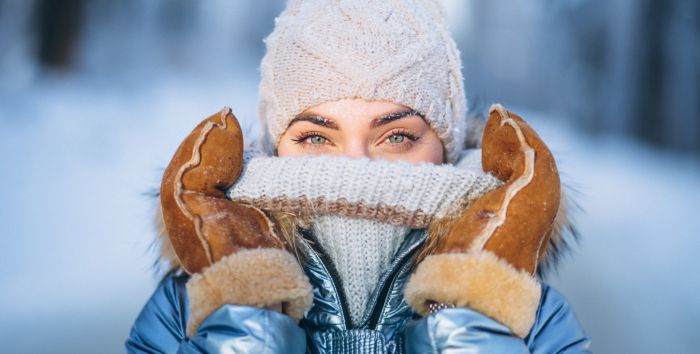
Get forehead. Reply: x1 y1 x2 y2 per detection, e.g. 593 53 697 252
306 98 410 117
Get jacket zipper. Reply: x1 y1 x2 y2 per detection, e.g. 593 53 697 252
299 229 353 329
362 229 426 329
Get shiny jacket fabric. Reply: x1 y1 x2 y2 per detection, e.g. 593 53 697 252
126 228 591 353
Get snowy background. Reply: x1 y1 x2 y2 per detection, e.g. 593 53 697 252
1 1 698 353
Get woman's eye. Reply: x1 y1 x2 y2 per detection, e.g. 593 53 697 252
387 134 406 144
291 131 330 148
308 135 327 144
381 130 419 152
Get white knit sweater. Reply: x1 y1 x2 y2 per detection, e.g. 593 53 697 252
310 214 411 325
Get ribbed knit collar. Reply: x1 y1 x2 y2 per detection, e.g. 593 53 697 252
225 148 503 325
309 214 411 325
227 148 502 228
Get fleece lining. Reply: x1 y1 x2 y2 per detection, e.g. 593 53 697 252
185 248 313 337
404 251 541 338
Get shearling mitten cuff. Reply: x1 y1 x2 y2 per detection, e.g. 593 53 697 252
404 251 541 338
185 248 313 337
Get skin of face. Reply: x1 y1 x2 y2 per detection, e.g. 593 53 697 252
277 98 445 164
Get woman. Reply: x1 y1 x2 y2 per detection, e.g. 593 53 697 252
126 0 591 353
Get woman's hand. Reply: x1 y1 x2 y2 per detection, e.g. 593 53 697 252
405 104 561 338
160 107 285 274
160 107 313 337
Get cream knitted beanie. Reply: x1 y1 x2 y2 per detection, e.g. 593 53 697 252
258 0 468 164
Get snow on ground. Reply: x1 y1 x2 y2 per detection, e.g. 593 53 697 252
0 76 698 353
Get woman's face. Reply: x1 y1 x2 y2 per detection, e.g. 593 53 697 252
277 98 445 164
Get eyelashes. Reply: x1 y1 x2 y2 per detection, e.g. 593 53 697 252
385 128 420 153
291 130 329 145
391 128 419 142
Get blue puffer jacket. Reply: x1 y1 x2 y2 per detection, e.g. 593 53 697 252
126 228 591 353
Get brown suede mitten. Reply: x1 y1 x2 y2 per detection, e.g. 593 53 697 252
405 104 561 338
160 107 313 337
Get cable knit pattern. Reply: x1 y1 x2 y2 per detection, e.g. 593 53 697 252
258 0 468 163
310 214 411 326
227 148 503 228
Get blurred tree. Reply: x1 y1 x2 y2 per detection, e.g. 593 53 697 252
33 0 84 70
632 0 667 146
458 0 699 154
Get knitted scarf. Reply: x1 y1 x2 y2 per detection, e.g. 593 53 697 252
226 148 503 324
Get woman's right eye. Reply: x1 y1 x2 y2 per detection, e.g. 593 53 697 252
291 131 330 148
307 135 327 144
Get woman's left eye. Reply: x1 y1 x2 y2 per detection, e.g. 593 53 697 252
384 130 418 145
387 134 406 144
307 135 327 144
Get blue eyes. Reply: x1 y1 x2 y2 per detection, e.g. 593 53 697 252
291 131 327 145
302 135 327 144
291 130 419 150
388 134 406 144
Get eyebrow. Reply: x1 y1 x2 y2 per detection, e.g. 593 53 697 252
288 114 340 130
369 109 424 128
289 109 424 130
